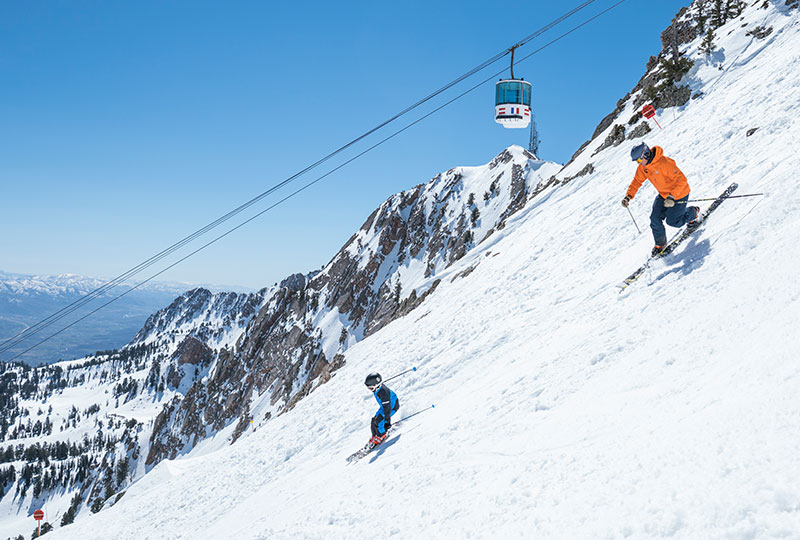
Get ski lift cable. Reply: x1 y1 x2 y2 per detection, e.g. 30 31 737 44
5 0 630 364
0 0 599 357
2 1 620 361
513 0 630 71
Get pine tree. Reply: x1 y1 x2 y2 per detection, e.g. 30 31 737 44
30 522 53 539
90 497 104 513
696 0 708 32
712 0 724 27
393 282 402 303
116 456 129 485
700 27 716 55
725 0 744 18
61 498 78 525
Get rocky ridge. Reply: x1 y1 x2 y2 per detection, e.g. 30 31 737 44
146 146 562 461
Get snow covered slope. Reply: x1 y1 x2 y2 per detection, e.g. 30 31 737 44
0 286 271 539
0 126 560 540
33 1 800 538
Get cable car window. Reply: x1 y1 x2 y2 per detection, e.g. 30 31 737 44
496 82 522 105
495 84 504 105
522 84 531 105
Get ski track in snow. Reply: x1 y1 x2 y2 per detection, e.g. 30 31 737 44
22 4 800 539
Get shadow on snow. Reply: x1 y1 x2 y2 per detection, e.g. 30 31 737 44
654 236 712 283
367 435 402 464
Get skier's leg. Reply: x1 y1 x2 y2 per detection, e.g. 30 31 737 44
650 196 668 245
665 195 691 228
378 416 389 435
371 414 386 436
371 415 383 437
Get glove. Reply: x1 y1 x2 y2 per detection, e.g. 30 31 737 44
384 420 391 430
621 195 631 208
664 196 675 208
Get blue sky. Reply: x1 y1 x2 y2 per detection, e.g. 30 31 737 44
1 0 689 290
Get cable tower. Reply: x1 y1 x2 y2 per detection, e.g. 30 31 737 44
529 113 540 157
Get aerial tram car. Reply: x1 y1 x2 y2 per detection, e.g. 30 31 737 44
494 46 532 129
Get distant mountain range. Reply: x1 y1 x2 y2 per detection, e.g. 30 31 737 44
0 271 195 365
1 1 797 537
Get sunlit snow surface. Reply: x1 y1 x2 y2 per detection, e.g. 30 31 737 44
42 3 800 539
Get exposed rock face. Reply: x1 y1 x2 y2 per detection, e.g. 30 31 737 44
584 5 704 153
173 336 213 366
627 122 652 140
132 287 268 349
593 124 627 155
660 7 694 52
145 146 562 463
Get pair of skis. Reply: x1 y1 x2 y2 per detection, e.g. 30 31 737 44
346 404 435 463
345 426 400 463
618 182 739 291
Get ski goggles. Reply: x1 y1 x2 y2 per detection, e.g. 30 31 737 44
630 143 651 163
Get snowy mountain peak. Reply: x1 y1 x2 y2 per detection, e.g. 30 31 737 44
142 146 561 465
130 286 270 352
4 1 800 538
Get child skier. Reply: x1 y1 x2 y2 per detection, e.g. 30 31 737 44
621 143 700 256
364 372 400 446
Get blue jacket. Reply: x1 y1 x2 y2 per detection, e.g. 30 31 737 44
373 384 399 419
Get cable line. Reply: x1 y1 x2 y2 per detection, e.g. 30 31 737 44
2 0 628 362
1 0 598 359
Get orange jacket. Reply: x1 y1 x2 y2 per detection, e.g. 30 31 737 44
626 146 690 200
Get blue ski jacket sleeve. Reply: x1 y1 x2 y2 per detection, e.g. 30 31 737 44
374 385 399 420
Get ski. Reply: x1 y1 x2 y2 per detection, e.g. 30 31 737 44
345 425 399 464
618 182 739 291
345 405 435 463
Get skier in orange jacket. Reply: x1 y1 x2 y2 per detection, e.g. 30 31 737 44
621 143 700 256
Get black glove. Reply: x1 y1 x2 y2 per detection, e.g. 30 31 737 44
621 195 631 208
664 196 675 208
384 420 391 430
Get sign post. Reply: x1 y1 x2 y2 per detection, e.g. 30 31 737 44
642 104 662 129
33 509 44 537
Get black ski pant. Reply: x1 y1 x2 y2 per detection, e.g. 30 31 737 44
370 403 399 436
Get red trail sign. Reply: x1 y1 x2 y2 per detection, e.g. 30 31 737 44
642 104 662 129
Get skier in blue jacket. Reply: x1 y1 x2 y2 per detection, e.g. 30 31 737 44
365 372 399 446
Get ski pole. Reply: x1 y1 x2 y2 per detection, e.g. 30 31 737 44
687 193 764 202
383 366 417 383
399 404 435 422
626 206 641 234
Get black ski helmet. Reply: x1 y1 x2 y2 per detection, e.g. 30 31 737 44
630 142 652 163
364 372 382 387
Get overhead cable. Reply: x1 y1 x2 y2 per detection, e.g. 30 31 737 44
3 0 629 361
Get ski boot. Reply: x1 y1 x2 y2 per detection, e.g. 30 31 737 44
686 206 701 232
651 244 666 257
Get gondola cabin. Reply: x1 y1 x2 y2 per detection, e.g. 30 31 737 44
495 79 532 129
